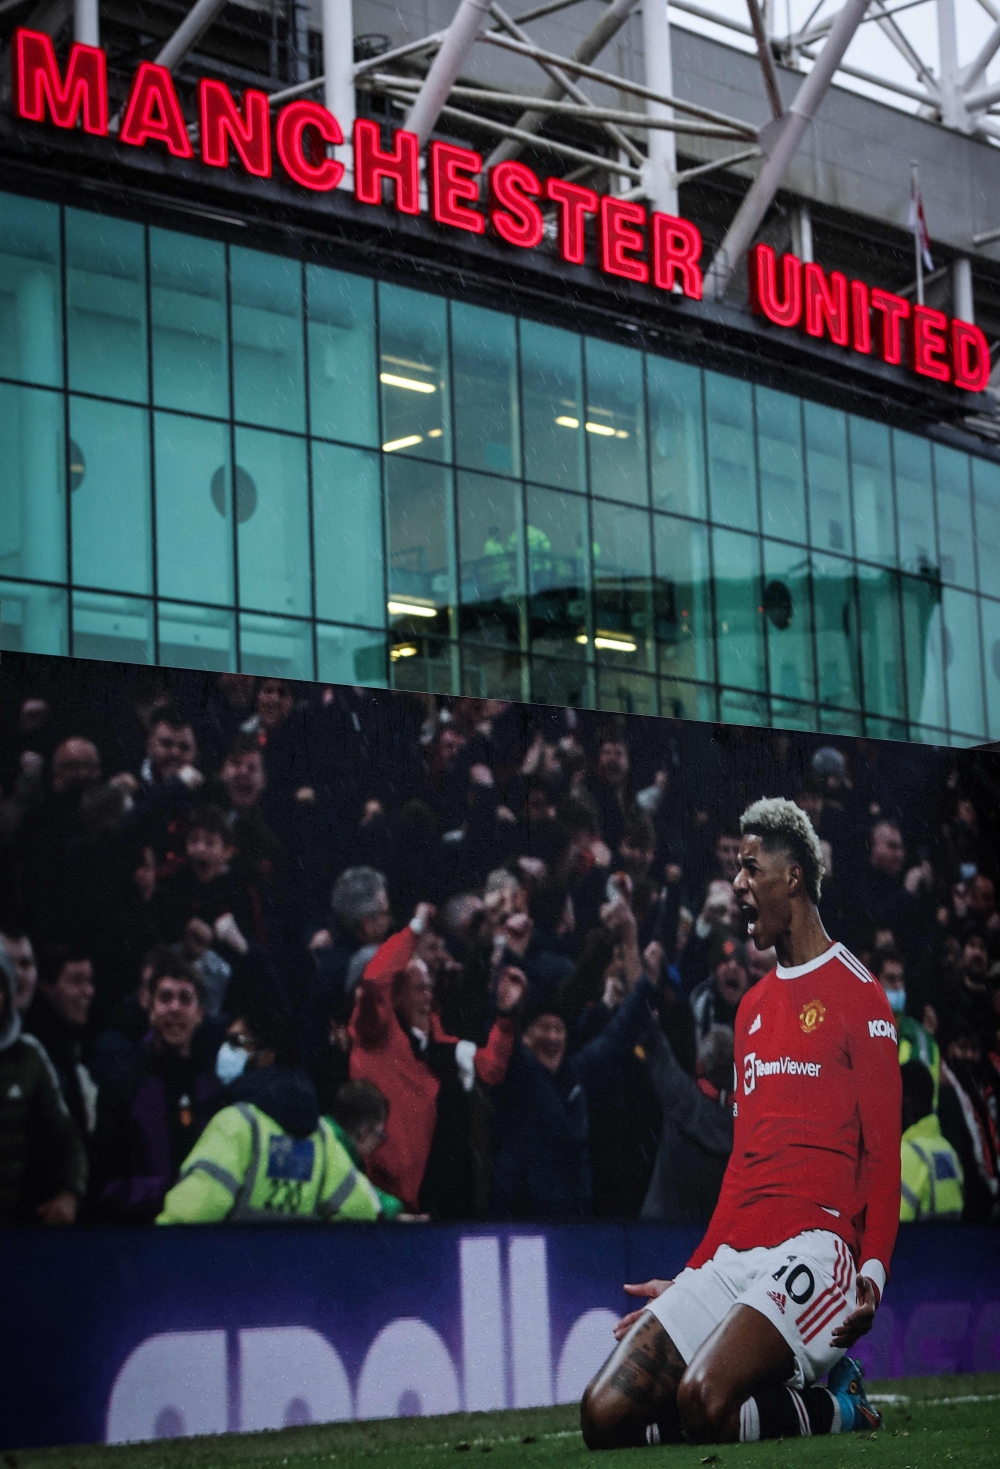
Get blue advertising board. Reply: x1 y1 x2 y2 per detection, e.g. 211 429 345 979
1 1223 998 1450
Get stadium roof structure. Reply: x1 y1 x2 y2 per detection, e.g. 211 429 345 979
3 0 1000 438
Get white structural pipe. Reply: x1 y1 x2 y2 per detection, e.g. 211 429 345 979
405 0 495 147
642 0 677 213
706 0 871 299
155 0 228 70
75 0 99 46
953 257 974 322
323 0 356 185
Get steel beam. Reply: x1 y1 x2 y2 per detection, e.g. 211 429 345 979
479 29 756 132
322 0 355 185
484 0 642 169
965 75 1000 111
960 17 1000 90
746 0 783 119
487 3 644 170
405 0 495 147
706 0 871 299
642 0 677 213
74 0 97 45
154 0 228 70
368 75 746 133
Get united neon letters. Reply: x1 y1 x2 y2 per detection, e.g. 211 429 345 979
750 243 989 390
13 27 988 393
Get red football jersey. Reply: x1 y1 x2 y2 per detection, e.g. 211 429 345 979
688 941 902 1284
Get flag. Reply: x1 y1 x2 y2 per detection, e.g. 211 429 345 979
908 169 934 273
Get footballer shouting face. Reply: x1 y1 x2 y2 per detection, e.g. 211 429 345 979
733 834 801 956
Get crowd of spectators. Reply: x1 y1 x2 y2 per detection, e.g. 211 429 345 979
1 655 998 1227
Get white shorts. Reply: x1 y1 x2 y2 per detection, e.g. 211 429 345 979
647 1229 856 1389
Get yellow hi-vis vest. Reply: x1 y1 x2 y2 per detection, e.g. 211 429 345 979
157 1102 381 1224
899 1113 964 1223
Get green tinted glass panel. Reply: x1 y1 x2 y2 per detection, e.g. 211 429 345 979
942 587 985 736
385 454 455 641
705 372 756 532
461 644 529 702
757 387 806 545
894 431 936 576
812 553 860 710
972 457 1000 598
857 566 905 721
901 571 945 727
72 591 153 663
659 678 716 722
0 382 65 584
452 302 519 477
317 623 388 687
712 526 764 691
530 656 594 708
379 284 449 462
150 229 229 418
234 427 310 616
805 401 852 555
313 442 384 628
158 603 236 672
66 209 147 403
520 319 584 492
597 667 657 716
980 596 1000 738
458 470 524 647
231 248 305 432
933 444 974 589
849 416 895 568
763 539 814 703
0 192 62 388
585 337 646 505
654 513 713 685
0 580 68 656
307 266 377 447
591 499 653 669
70 396 151 594
154 413 233 606
648 356 705 518
525 484 590 659
239 613 314 679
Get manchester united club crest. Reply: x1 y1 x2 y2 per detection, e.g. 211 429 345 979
799 999 826 1034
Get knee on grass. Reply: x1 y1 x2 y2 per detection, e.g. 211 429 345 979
676 1367 735 1443
580 1382 633 1451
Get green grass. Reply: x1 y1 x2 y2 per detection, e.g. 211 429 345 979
8 1375 999 1469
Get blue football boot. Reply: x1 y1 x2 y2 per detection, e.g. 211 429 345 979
827 1356 882 1432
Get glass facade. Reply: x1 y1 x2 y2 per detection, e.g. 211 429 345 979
2 189 1000 742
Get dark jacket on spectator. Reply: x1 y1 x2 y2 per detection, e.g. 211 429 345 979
490 976 656 1220
152 864 264 947
24 990 97 1141
641 1028 733 1225
0 953 88 1219
90 1034 220 1221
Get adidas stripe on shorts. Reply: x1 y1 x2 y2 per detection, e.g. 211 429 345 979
646 1229 856 1389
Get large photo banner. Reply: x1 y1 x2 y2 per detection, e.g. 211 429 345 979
1 651 1000 1446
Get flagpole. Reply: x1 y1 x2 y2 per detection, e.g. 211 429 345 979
911 160 924 306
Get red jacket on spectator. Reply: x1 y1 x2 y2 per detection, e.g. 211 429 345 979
349 926 514 1211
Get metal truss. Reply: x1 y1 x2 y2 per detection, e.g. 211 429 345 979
65 0 1000 307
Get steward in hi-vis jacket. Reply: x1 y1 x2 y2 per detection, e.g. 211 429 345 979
158 1004 381 1223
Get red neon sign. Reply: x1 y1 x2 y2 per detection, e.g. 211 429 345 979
12 28 989 394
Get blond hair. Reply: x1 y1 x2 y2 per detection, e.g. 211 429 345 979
740 797 825 903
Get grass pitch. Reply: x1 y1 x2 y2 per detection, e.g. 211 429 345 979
8 1374 999 1469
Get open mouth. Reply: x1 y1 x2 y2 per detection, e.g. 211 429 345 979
738 901 758 939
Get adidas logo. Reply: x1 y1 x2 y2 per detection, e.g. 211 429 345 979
749 1014 761 1035
767 1290 787 1314
6 1084 23 1100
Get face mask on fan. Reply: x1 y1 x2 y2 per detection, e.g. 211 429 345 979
886 987 907 1016
216 1041 249 1085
